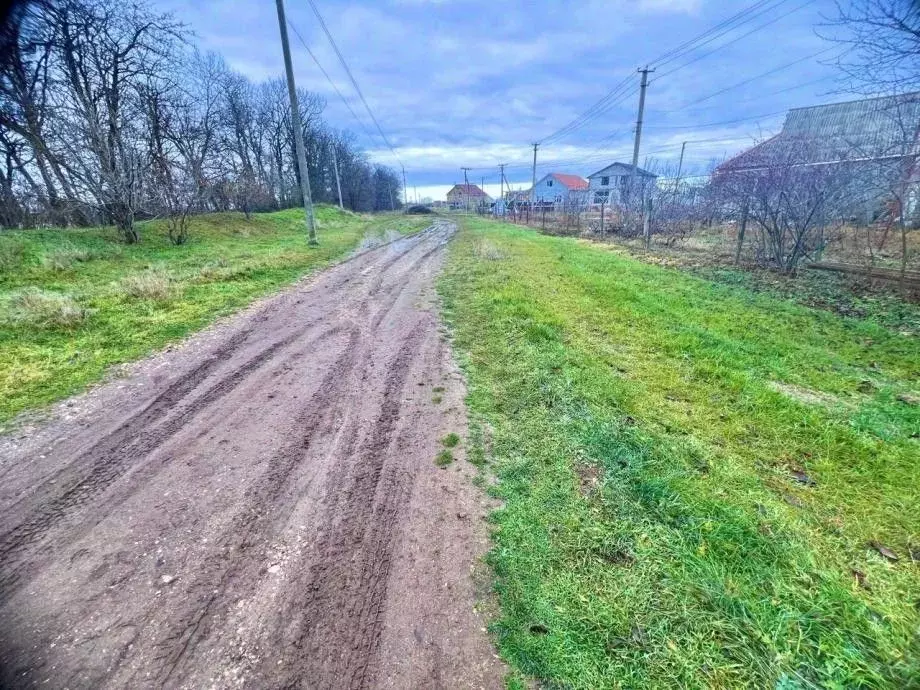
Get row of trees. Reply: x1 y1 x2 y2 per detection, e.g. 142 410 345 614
0 0 404 242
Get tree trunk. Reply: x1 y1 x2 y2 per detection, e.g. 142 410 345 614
734 203 749 265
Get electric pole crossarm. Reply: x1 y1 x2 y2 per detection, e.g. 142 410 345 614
275 0 318 245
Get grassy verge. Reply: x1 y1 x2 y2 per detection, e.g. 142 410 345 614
0 206 430 424
439 217 919 688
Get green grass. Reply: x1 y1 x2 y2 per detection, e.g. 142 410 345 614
0 207 430 424
439 217 920 689
442 432 461 448
435 449 455 467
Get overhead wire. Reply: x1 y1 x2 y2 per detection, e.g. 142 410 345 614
286 19 377 146
303 0 403 166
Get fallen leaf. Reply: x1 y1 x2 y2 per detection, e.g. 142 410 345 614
869 541 899 562
790 468 816 486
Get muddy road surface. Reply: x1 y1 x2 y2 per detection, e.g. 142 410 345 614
0 220 503 689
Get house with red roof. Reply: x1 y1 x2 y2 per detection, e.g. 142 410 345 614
529 172 589 206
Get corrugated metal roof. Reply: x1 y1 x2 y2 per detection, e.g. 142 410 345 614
721 92 920 171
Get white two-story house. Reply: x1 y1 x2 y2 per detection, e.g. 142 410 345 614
587 163 657 206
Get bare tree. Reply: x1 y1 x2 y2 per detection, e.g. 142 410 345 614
714 142 853 274
824 0 920 92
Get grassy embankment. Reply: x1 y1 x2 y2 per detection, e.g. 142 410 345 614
0 206 430 424
440 217 919 688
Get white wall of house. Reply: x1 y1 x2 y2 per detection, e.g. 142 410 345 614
531 175 567 203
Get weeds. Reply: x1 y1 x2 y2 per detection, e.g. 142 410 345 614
441 432 460 448
474 239 508 261
2 288 87 328
435 449 454 467
119 267 173 300
42 244 94 271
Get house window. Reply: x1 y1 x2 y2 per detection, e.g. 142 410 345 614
601 176 609 186
547 179 553 187
594 190 610 204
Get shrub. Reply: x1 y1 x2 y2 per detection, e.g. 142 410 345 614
43 244 94 271
3 288 87 328
120 267 173 300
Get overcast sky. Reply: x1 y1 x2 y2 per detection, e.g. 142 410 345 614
152 0 847 200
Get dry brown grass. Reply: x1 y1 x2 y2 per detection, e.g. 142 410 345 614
3 288 87 328
119 267 173 300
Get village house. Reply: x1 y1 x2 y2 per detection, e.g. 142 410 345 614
529 173 589 206
716 92 920 224
445 184 492 210
586 162 657 206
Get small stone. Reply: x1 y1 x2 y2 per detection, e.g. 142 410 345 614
268 564 280 574
160 574 176 585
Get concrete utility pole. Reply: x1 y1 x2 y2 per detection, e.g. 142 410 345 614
629 66 654 198
275 0 317 245
499 163 506 214
674 140 687 196
530 143 539 205
401 164 408 210
330 142 344 210
461 166 472 213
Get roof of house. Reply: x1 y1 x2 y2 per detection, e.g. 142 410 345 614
587 162 657 179
538 173 589 190
446 183 489 198
719 91 920 172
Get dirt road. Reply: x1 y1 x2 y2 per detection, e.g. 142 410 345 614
0 220 503 689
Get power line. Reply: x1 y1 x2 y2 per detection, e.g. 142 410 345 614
651 0 818 81
304 0 402 166
649 0 779 68
645 110 787 130
286 19 377 145
534 0 810 148
676 46 839 110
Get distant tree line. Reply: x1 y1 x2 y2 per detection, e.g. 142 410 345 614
0 0 403 242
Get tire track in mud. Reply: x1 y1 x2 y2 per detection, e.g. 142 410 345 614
0 323 347 602
265 322 427 689
0 220 504 690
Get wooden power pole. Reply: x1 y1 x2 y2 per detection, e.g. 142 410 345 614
275 0 317 245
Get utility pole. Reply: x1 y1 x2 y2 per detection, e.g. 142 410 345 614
401 164 408 210
330 141 343 210
629 66 654 196
530 143 539 204
461 166 472 213
673 140 687 199
275 0 317 245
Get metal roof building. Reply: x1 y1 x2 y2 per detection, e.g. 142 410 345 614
720 92 920 171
